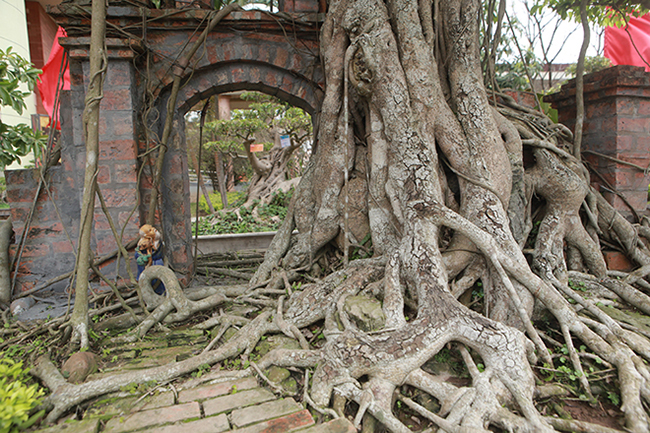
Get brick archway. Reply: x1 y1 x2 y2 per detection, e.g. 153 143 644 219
7 6 323 292
147 20 324 276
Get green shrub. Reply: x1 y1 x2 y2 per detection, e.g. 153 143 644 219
192 188 293 236
196 191 244 215
0 358 45 433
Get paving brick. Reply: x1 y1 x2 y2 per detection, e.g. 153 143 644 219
135 391 175 412
296 418 357 433
203 387 275 416
178 377 258 403
234 409 315 433
103 401 200 433
231 398 303 428
141 414 229 433
36 418 100 433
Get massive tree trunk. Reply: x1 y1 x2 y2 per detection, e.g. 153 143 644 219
242 134 301 209
248 0 650 431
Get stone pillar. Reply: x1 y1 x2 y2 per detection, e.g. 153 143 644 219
6 38 144 293
161 112 193 283
545 65 650 221
65 38 142 282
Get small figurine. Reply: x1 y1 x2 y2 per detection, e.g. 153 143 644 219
136 224 162 268
135 224 165 294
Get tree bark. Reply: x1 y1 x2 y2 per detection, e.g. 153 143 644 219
70 0 106 349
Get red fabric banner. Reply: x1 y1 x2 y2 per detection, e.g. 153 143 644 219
37 27 70 129
605 13 650 72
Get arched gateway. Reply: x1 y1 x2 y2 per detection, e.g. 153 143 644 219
6 4 323 292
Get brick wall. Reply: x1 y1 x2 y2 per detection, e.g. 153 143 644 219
278 0 321 13
7 8 324 292
545 65 650 221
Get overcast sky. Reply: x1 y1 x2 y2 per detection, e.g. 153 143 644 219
510 0 604 64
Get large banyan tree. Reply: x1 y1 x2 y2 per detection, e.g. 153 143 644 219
33 0 650 432
249 0 650 431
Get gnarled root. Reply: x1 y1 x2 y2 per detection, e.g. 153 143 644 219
115 266 229 342
31 311 275 423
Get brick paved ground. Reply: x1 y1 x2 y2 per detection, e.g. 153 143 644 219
35 377 355 433
32 329 355 433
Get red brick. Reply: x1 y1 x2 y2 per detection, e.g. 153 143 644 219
618 116 649 133
96 234 118 254
118 211 140 229
94 214 111 231
250 66 262 84
97 165 111 184
265 71 278 88
617 98 638 116
232 66 245 83
614 134 650 152
104 402 200 433
10 207 29 222
114 163 137 184
99 140 137 160
585 100 616 119
106 61 131 87
20 244 51 258
52 241 75 254
101 88 132 111
7 187 38 203
234 409 314 433
275 47 288 68
27 222 63 237
281 76 293 93
172 250 189 266
637 100 650 116
100 188 138 208
603 251 634 272
178 377 258 403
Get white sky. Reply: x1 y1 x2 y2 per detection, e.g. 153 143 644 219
510 0 604 64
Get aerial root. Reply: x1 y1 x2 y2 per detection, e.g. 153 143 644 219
396 393 489 433
31 311 276 423
112 266 229 342
336 382 410 433
275 295 309 349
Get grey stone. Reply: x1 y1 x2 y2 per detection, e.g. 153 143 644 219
344 295 386 332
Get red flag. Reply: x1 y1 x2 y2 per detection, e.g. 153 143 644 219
37 27 70 129
604 13 650 72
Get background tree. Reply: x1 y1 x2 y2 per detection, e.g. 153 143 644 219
205 92 312 210
0 49 46 167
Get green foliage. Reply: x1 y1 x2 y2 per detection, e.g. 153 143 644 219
193 188 293 235
197 191 245 215
495 49 543 91
191 364 211 378
0 358 45 433
568 278 588 292
608 391 620 406
565 56 612 77
204 91 311 162
0 48 46 167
